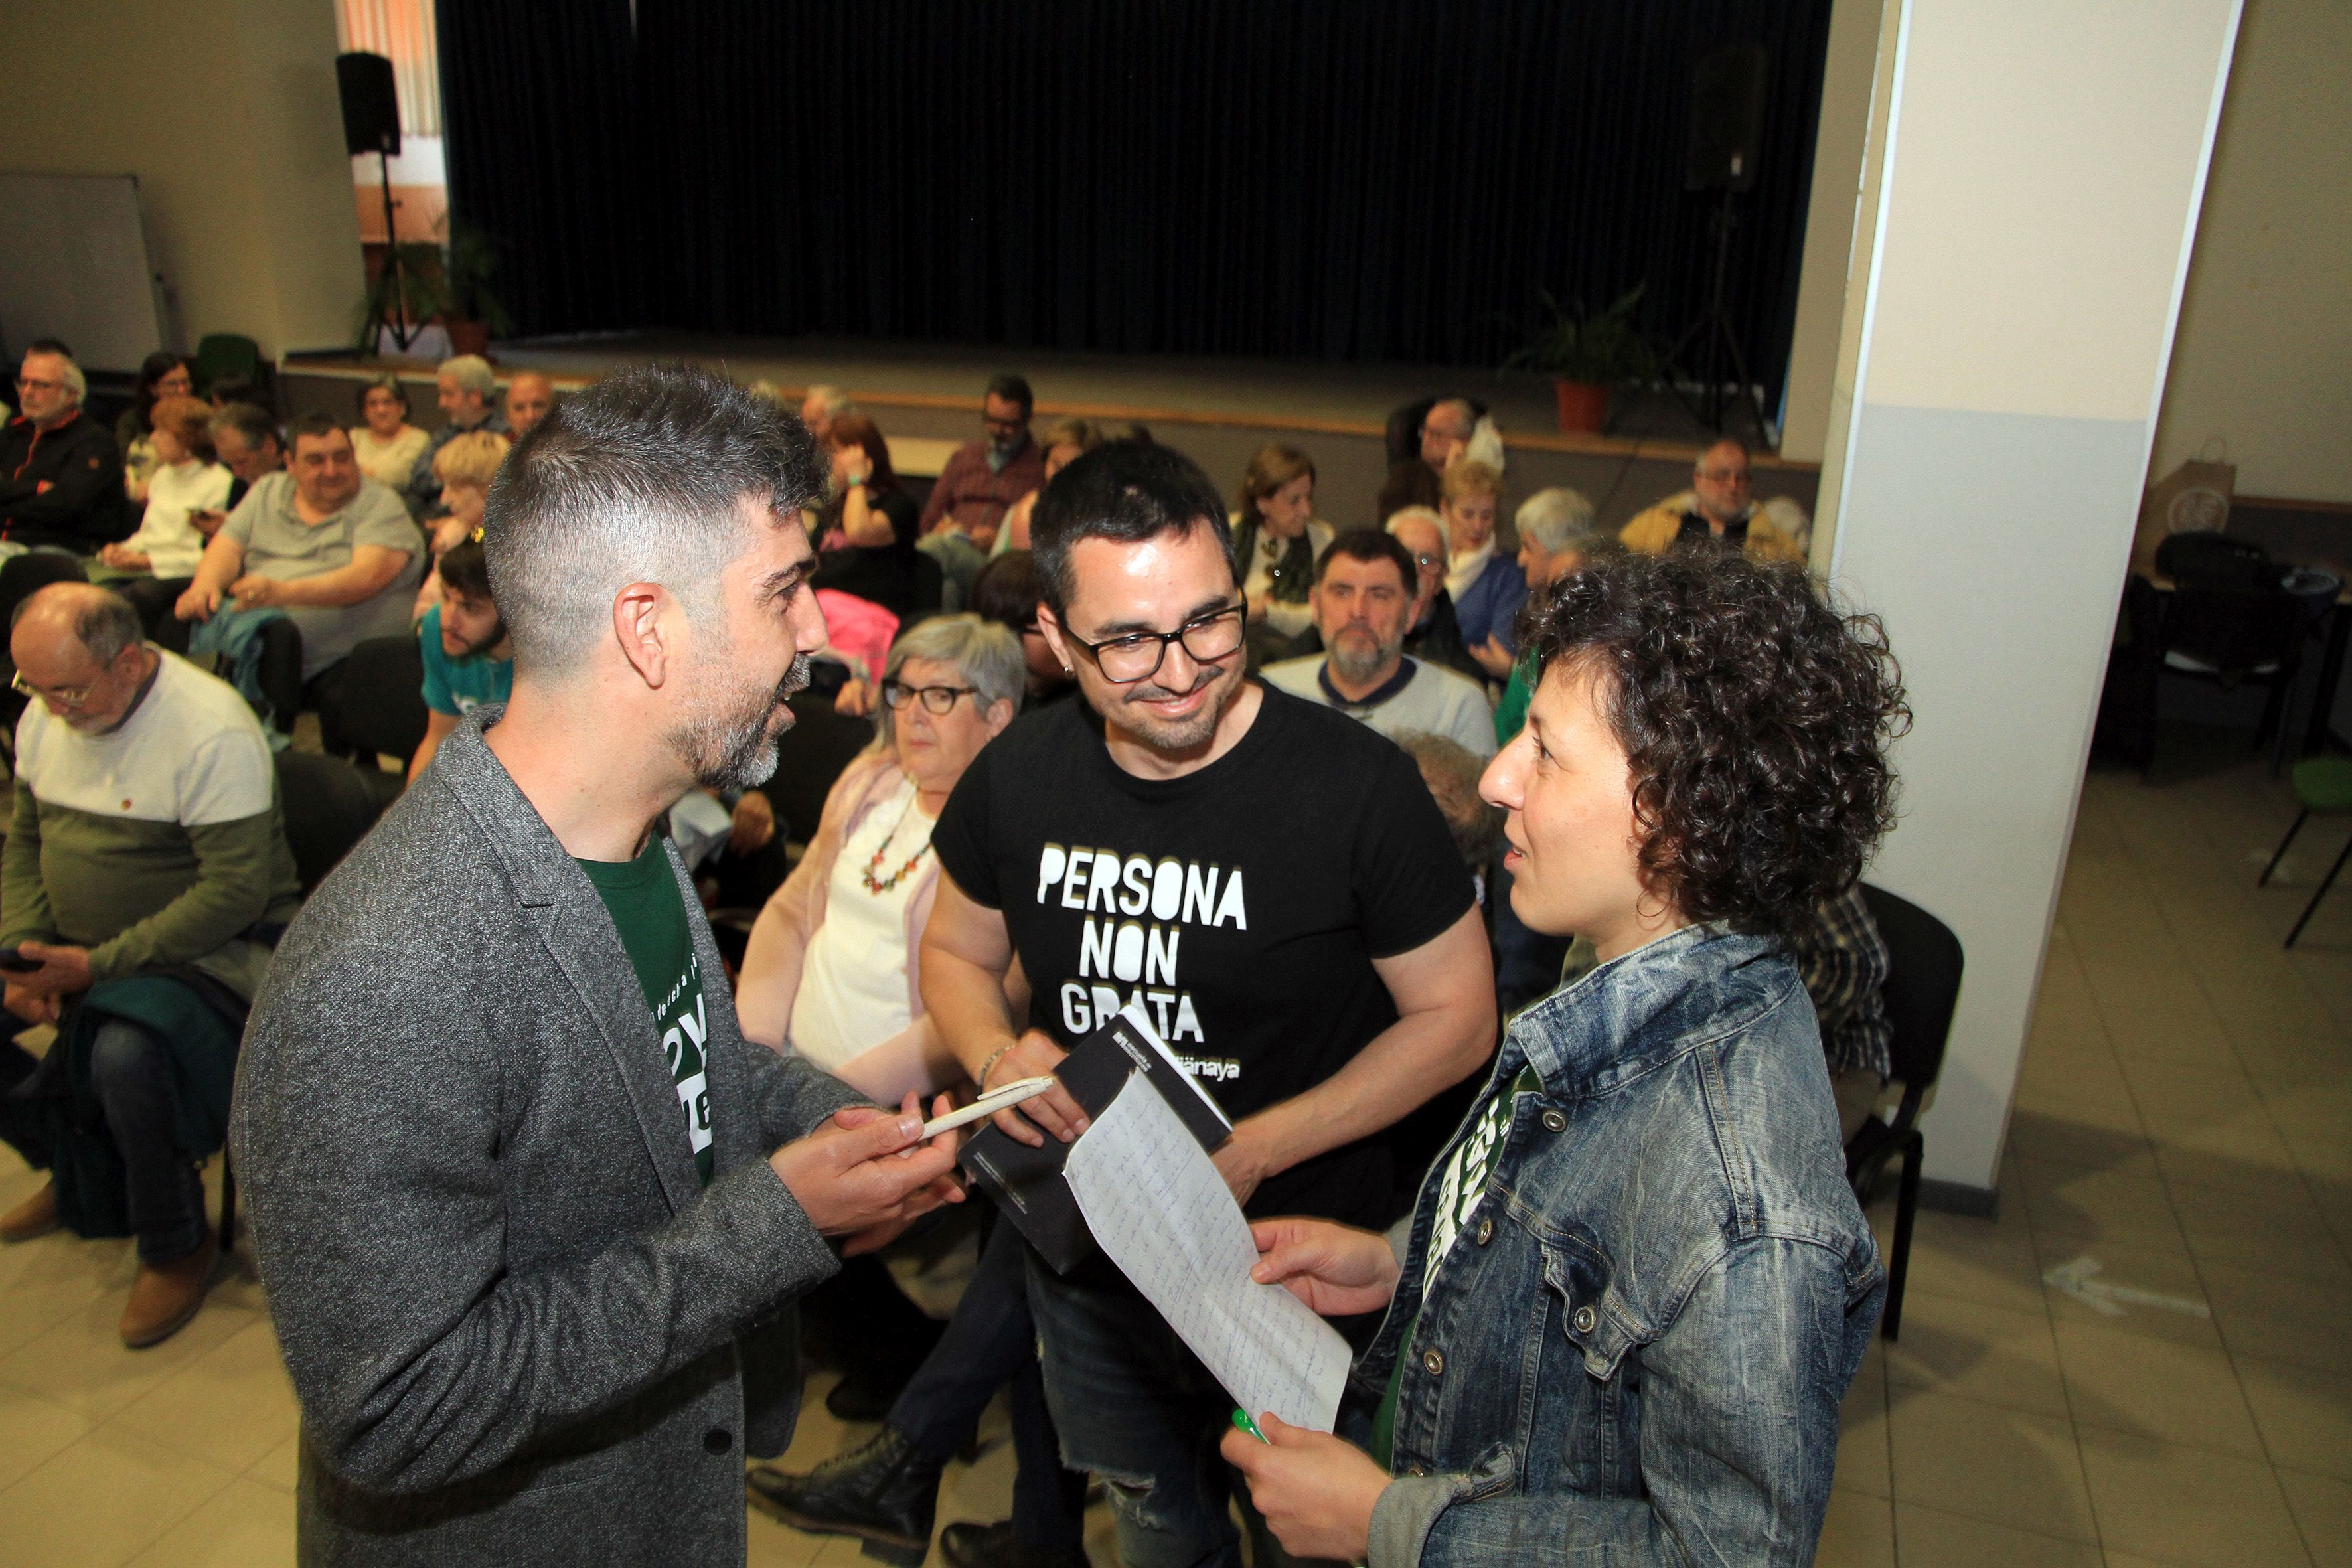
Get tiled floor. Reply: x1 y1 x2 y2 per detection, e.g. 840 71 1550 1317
1 732 2347 1565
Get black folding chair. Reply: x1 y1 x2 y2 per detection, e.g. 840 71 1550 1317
329 636 431 811
1845 884 1964 1340
274 751 391 896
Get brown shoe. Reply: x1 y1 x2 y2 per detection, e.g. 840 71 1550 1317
120 1230 218 1349
0 1180 59 1243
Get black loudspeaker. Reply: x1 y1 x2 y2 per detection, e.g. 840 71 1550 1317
337 52 400 158
1684 44 1768 193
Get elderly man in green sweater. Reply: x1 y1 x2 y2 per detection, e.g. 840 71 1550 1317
0 583 301 1346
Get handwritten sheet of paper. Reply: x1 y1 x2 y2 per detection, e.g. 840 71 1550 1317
1064 1074 1354 1432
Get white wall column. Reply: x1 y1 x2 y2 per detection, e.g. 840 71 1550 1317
1821 0 2242 1200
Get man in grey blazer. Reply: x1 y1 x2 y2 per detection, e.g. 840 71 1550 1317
232 364 963 1566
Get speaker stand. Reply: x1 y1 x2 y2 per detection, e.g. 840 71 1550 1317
1658 187 1769 440
359 147 421 355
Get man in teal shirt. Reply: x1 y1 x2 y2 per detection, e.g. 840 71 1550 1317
410 532 514 781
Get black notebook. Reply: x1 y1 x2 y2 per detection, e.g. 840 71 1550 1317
957 1002 1232 1273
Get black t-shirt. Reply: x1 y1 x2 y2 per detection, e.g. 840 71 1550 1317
809 487 925 616
931 681 1474 1228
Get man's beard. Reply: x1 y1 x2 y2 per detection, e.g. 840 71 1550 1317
671 653 812 791
443 617 507 660
1101 658 1237 756
1328 625 1400 687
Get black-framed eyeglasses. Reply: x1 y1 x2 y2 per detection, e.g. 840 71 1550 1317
1060 603 1247 685
882 680 979 715
1405 551 1441 570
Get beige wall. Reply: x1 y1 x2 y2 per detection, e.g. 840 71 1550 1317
2149 0 2352 503
0 0 363 361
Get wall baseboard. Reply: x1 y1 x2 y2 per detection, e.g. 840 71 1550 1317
1917 1178 1999 1219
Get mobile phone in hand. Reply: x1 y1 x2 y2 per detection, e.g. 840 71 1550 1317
0 947 44 975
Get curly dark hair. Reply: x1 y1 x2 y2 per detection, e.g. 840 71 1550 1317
1516 549 1909 943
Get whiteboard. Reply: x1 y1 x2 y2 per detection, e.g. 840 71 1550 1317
0 173 166 374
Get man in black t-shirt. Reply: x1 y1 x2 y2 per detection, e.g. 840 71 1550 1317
923 440 1496 1568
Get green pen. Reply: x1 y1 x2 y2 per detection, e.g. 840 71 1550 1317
1231 1408 1269 1443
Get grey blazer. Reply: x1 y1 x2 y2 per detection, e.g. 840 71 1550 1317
231 711 865 1566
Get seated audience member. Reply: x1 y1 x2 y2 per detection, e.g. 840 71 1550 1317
737 612 1020 1076
116 352 195 503
1097 419 1154 445
801 383 850 445
918 374 1044 558
349 374 428 489
1384 505 1482 684
809 412 924 617
412 430 512 620
174 414 420 742
969 550 1076 708
1 347 125 554
405 354 507 516
1231 443 1333 663
736 614 1019 1419
408 532 511 783
738 623 1086 1568
1493 487 1616 744
1619 437 1808 564
501 370 556 439
1440 460 1525 681
99 396 231 633
1393 730 1504 890
995 417 1097 556
1792 882 1894 1140
1376 396 1475 522
0 585 301 1347
1263 530 1496 758
208 402 284 512
1224 548 1906 1565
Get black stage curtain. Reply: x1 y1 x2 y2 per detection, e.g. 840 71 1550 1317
443 1 1831 387
437 0 641 336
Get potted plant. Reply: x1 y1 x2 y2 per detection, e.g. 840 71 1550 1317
439 221 513 357
1506 285 1652 435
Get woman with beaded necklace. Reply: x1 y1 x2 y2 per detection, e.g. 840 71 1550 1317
735 613 1022 1096
734 611 1021 1431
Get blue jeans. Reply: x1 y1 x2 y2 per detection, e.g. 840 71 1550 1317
0 1018 208 1265
888 1214 1087 1551
1026 1251 1336 1568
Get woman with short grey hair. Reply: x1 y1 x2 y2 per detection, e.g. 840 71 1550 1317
1514 487 1614 583
738 613 1021 1095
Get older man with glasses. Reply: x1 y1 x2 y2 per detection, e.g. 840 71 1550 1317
918 440 1496 1568
1617 437 1810 564
1 347 128 554
0 583 301 1346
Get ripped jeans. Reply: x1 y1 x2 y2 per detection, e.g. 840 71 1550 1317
1026 1249 1338 1568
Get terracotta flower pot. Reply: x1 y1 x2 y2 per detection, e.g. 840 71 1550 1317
1553 379 1608 435
445 319 492 358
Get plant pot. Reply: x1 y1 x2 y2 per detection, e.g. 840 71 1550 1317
1553 379 1608 435
445 318 492 358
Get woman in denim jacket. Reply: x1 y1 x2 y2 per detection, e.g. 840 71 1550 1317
1225 549 1909 1565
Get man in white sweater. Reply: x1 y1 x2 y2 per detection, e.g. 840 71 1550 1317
1261 528 1496 759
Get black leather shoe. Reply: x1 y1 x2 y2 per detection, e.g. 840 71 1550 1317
746 1427 940 1553
940 1519 1091 1568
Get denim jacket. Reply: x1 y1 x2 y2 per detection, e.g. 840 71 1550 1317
1360 923 1884 1565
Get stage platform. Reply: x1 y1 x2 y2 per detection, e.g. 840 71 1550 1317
279 333 1818 536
